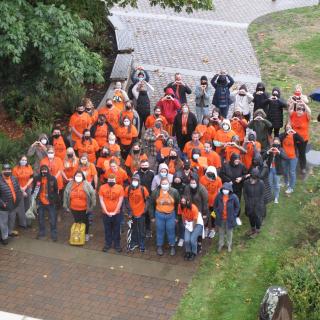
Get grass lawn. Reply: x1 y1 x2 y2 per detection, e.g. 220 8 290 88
174 5 320 320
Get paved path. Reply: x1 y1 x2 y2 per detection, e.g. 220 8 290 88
111 0 317 107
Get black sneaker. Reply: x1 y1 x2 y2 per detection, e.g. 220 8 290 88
1 238 9 245
115 247 122 253
102 246 110 252
184 252 190 261
146 230 152 238
129 244 139 251
188 253 196 261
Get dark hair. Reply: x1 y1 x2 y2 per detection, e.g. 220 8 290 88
81 129 92 144
73 170 86 180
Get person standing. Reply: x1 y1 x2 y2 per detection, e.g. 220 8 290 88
0 164 22 245
112 82 129 112
214 182 239 252
230 84 254 122
49 127 69 161
32 165 58 241
253 82 269 113
99 173 124 252
27 133 49 174
74 129 100 164
195 76 212 123
98 99 121 132
165 73 192 105
63 171 96 242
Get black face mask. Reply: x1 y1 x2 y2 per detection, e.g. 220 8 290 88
207 173 216 180
133 149 140 154
67 154 73 158
184 165 191 171
125 106 131 110
98 121 105 126
106 104 113 109
169 156 177 160
41 171 48 176
180 203 186 209
248 135 255 142
140 167 149 172
272 143 280 148
201 82 207 86
108 181 116 187
155 123 161 129
84 136 90 140
101 152 109 157
53 134 60 139
85 108 92 112
77 110 84 115
3 172 11 177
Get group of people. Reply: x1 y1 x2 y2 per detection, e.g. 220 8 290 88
0 67 312 260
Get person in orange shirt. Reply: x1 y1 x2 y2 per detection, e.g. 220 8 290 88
195 116 216 144
90 114 110 149
63 147 79 182
99 173 124 252
125 174 149 252
242 131 262 170
230 108 248 144
213 119 236 155
98 99 120 132
202 141 221 169
125 143 148 177
69 104 92 145
200 166 222 239
190 148 207 178
63 171 96 242
145 106 168 130
164 149 184 175
183 131 204 159
223 135 247 162
49 128 69 161
116 116 138 159
12 156 34 228
119 100 136 126
78 154 98 190
83 98 98 124
103 159 129 187
74 129 100 164
179 195 203 261
104 132 121 157
112 82 129 111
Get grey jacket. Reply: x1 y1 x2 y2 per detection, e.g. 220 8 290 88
195 85 212 107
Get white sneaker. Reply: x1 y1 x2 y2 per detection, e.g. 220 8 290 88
85 234 90 242
204 228 209 238
208 230 216 239
285 188 293 194
178 238 184 247
236 217 242 226
274 198 279 204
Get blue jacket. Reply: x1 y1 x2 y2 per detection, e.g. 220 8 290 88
214 183 240 229
211 74 234 108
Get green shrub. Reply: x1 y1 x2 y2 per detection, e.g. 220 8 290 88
0 133 23 165
276 242 320 320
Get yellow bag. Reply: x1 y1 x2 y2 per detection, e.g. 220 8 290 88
69 223 86 246
211 210 216 219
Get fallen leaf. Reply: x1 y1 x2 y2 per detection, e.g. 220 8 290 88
43 275 48 278
110 266 115 270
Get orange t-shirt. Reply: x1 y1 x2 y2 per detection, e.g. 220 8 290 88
39 177 50 205
179 204 198 222
116 126 138 146
87 110 98 124
74 139 100 163
70 182 87 211
242 142 261 170
63 158 79 180
202 150 221 168
113 91 126 111
93 124 109 148
103 167 128 185
195 124 216 144
52 136 67 161
156 189 175 214
99 184 124 214
69 112 92 142
79 163 97 183
290 112 310 141
4 176 16 203
215 129 236 154
12 165 33 188
145 115 168 129
231 119 247 143
190 158 207 177
222 194 229 220
125 186 149 217
40 157 64 190
120 110 135 123
200 175 222 207
101 143 121 156
125 153 148 175
183 141 205 159
282 134 296 159
98 107 120 131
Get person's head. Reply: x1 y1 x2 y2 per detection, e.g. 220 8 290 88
247 130 256 142
221 119 231 132
200 75 208 86
76 104 85 114
74 171 85 184
160 177 170 191
191 148 201 162
180 195 192 209
173 172 183 186
108 132 116 145
272 137 281 148
181 104 189 114
211 107 221 120
158 163 168 178
284 123 294 134
254 109 266 119
189 174 199 190
52 128 61 139
40 165 49 177
109 159 118 172
252 154 262 167
154 118 163 129
101 146 110 157
166 137 174 147
230 153 241 166
272 87 281 98
82 129 91 141
205 166 217 180
250 168 260 183
238 84 247 96
19 155 28 167
202 115 210 126
131 174 140 189
255 82 266 93
137 72 145 81
66 147 75 159
125 100 133 110
296 103 306 116
217 74 227 86
140 159 149 172
98 114 106 125
183 159 191 171
169 149 178 161
191 131 200 143
204 141 212 153
83 98 94 112
39 134 48 146
2 164 12 177
154 106 161 117
80 154 89 166
131 142 141 155
175 73 182 82
105 99 113 109
107 173 116 187
115 82 122 90
233 107 242 119
221 182 232 195
47 146 55 160
122 116 131 127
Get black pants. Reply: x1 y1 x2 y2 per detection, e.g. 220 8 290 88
248 213 261 230
297 140 308 170
72 210 89 235
120 143 133 160
205 206 215 228
131 215 145 249
177 134 192 151
268 127 280 137
138 112 150 138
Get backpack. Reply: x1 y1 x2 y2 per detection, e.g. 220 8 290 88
69 223 86 246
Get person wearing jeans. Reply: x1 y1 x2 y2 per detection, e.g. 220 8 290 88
99 173 124 252
149 177 180 256
32 165 58 241
195 76 212 123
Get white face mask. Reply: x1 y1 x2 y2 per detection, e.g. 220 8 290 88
123 120 130 127
182 107 188 113
222 189 230 195
193 154 200 160
80 159 88 165
190 183 197 189
222 124 230 131
40 139 48 145
47 153 54 159
161 184 169 191
205 148 211 153
131 181 139 188
160 171 167 178
20 160 27 166
75 176 83 183
109 139 116 145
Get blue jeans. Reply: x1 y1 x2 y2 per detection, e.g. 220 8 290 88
196 106 209 123
131 215 145 250
268 168 280 199
184 224 203 254
155 211 176 246
282 158 298 189
38 204 57 239
103 214 121 248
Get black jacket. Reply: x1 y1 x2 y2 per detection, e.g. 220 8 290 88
136 91 151 116
264 98 287 129
253 92 269 113
173 112 197 148
0 175 22 211
264 148 288 175
137 169 155 194
243 179 265 217
165 82 192 104
32 174 58 205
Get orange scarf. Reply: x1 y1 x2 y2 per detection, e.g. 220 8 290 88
182 114 188 135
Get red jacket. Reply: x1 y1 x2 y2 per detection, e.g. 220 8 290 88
157 88 181 124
